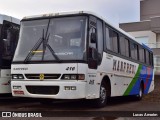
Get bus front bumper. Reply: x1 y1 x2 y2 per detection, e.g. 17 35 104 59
11 81 86 99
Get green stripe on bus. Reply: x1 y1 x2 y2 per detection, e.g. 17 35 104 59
123 64 142 96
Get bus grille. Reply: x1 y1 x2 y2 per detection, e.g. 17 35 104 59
26 86 59 95
25 74 61 79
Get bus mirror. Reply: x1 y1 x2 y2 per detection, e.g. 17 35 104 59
88 47 98 69
91 33 96 43
88 59 98 69
89 47 98 59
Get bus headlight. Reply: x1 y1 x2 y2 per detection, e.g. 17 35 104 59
12 74 24 79
63 75 70 80
13 86 22 90
71 75 77 80
61 74 85 80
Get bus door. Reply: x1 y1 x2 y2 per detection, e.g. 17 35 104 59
86 16 103 99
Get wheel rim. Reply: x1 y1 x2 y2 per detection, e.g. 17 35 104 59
100 85 107 103
139 87 142 98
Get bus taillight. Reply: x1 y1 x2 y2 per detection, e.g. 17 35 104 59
13 90 24 95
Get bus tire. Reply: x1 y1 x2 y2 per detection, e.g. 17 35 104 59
136 83 143 100
92 81 109 108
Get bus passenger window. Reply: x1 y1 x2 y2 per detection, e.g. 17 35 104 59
146 50 149 65
130 43 138 60
89 27 96 49
135 45 138 60
97 20 103 57
150 53 153 66
106 28 118 53
105 27 111 50
112 31 118 53
120 36 129 57
125 39 129 57
96 20 103 65
120 36 125 56
139 46 145 63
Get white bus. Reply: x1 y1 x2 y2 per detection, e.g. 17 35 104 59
0 14 20 94
11 11 154 107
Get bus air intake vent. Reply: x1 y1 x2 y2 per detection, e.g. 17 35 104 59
25 74 61 79
26 86 59 95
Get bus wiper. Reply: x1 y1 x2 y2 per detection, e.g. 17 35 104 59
24 35 43 63
24 19 60 63
42 33 60 61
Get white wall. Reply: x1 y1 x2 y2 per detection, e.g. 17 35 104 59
128 30 156 48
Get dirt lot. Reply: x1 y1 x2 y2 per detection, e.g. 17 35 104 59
143 75 160 102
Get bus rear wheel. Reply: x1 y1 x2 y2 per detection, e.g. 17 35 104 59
136 83 143 100
92 81 109 108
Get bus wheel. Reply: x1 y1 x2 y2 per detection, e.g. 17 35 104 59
136 83 143 100
93 81 109 108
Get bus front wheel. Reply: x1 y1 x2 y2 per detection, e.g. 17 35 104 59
92 81 109 108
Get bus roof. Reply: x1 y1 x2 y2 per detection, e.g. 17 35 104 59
22 11 136 40
22 11 152 50
142 43 152 52
0 14 20 25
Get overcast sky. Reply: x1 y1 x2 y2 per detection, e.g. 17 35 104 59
0 0 140 25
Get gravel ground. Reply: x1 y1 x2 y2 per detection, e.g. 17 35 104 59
143 75 160 102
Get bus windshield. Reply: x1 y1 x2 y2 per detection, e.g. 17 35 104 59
13 16 87 62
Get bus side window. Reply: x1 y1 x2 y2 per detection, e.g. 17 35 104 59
106 28 119 53
144 49 146 64
130 42 138 60
120 36 130 57
2 23 12 59
150 53 153 66
135 44 138 60
125 38 129 57
146 50 150 65
105 27 111 50
139 46 145 63
112 31 118 53
97 20 103 63
89 17 98 60
1 22 19 68
89 27 96 48
119 36 125 56
88 17 99 69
